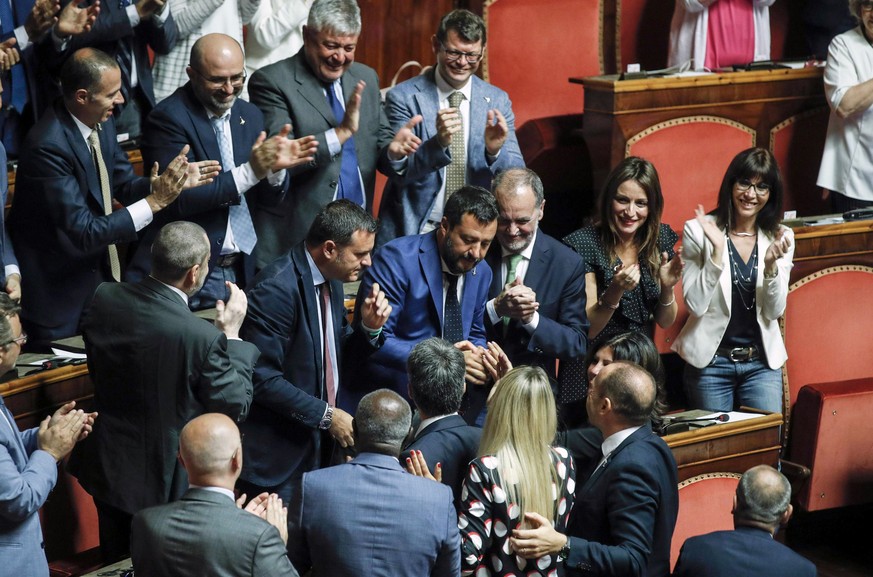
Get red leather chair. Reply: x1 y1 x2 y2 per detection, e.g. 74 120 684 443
780 266 873 511
670 472 742 571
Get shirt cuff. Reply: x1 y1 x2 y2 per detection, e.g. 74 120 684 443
14 26 31 49
152 1 170 23
325 128 341 157
486 298 500 324
233 163 259 192
4 264 20 279
128 198 154 231
266 168 286 186
126 4 141 26
522 311 539 333
485 148 501 164
389 155 408 175
51 27 69 50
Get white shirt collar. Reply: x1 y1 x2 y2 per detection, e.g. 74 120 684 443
434 66 473 103
600 425 643 461
150 276 190 305
500 230 538 261
189 484 235 501
71 112 98 144
415 412 458 438
305 248 326 287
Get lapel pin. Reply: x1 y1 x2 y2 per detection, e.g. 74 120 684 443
240 117 246 125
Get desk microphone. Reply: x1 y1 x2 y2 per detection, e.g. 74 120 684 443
668 413 730 424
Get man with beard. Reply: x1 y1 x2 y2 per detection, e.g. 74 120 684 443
350 186 497 423
133 33 319 309
71 221 259 562
485 168 589 426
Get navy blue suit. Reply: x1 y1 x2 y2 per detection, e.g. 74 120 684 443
673 526 817 577
0 143 18 285
402 415 481 507
350 231 491 413
565 426 679 577
239 243 381 490
9 101 150 343
485 232 588 383
130 83 288 286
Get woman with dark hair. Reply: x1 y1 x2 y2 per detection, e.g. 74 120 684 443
672 147 793 414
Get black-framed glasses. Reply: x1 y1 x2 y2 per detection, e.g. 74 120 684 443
439 43 483 64
190 66 247 88
862 1 873 11
3 332 26 348
735 178 771 196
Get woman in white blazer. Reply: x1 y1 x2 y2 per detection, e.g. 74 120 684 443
672 148 793 413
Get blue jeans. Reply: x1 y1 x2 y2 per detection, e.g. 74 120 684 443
684 355 783 413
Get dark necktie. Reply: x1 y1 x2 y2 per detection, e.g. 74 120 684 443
444 91 466 201
0 0 26 154
324 82 364 207
320 282 337 407
115 0 135 102
443 273 463 343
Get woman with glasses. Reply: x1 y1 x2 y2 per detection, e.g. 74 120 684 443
672 148 793 414
817 0 873 212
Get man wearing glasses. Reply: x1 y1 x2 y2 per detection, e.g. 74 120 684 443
377 8 525 246
133 33 318 309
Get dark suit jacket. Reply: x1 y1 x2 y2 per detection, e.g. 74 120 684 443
69 277 258 515
402 414 482 507
131 488 299 577
673 526 817 577
0 397 57 577
47 0 178 110
0 142 18 285
248 49 391 267
8 101 151 343
485 232 589 384
565 426 679 577
129 83 289 285
288 452 460 577
376 69 525 244
349 231 491 413
239 243 381 487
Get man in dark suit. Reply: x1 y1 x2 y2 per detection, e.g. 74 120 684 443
46 0 178 138
0 296 95 577
511 361 679 577
673 465 817 577
134 33 318 309
378 8 525 245
402 337 481 507
7 48 218 347
351 185 498 422
238 200 390 506
485 168 589 420
247 0 407 268
70 221 259 562
288 389 460 577
131 413 299 577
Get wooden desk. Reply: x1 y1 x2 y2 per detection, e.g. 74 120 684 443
789 218 873 282
664 412 782 482
1 363 93 429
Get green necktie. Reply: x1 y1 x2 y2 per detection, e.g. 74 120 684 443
503 254 523 330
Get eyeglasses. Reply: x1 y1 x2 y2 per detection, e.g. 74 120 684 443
735 178 771 196
190 67 247 88
439 43 483 64
4 332 26 348
862 1 873 12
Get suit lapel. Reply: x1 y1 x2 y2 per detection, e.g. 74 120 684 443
467 77 490 163
329 277 345 358
460 266 480 338
0 398 26 461
229 103 249 166
421 232 445 322
59 105 103 207
292 246 325 394
525 234 550 290
485 245 503 298
578 427 648 495
183 85 224 167
414 71 440 141
294 54 335 126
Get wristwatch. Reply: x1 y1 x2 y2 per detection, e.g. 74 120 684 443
318 405 334 430
557 538 571 562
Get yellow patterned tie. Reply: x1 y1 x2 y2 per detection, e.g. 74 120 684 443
445 91 467 203
88 129 121 282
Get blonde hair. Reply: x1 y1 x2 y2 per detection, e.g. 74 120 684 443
479 366 563 524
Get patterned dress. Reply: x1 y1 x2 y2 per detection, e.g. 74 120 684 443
459 447 576 576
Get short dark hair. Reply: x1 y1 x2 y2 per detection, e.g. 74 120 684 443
0 293 22 318
493 167 544 206
443 185 498 228
151 222 211 282
598 362 656 426
305 200 377 248
712 148 784 237
436 9 486 45
60 48 119 99
590 332 666 419
355 389 412 451
735 465 792 526
407 338 465 416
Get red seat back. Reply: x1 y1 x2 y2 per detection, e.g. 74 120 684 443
670 473 741 571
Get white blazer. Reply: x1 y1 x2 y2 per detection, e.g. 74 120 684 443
672 216 794 369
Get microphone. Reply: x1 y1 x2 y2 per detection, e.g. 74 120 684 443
657 413 729 435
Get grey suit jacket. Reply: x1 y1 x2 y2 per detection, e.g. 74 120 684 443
248 48 391 267
377 69 525 244
131 488 299 577
70 277 258 515
288 452 460 577
0 398 57 577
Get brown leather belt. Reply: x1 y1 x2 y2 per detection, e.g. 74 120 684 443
215 253 242 268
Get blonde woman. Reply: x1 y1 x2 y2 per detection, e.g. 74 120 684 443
458 366 575 576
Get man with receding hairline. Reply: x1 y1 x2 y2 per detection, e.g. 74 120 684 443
673 465 816 577
71 220 259 561
131 413 299 577
288 389 459 577
512 361 679 577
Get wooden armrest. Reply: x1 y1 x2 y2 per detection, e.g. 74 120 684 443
779 459 811 480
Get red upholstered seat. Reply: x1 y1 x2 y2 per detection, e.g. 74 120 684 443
42 464 100 576
670 472 741 571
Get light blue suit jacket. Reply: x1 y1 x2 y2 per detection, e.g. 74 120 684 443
347 231 490 412
0 398 57 577
377 69 525 245
288 452 459 577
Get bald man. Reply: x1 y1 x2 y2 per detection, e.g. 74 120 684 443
131 414 299 577
288 389 459 577
512 362 679 577
133 33 318 309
